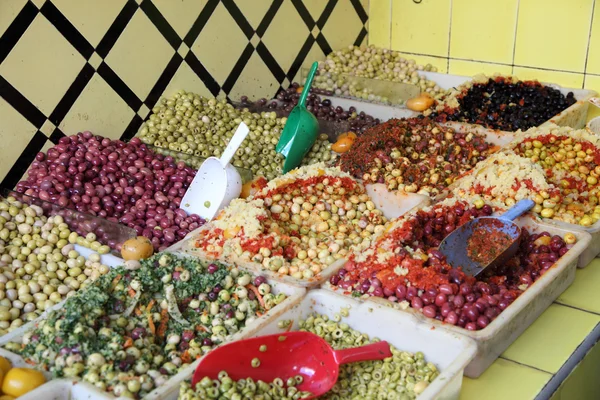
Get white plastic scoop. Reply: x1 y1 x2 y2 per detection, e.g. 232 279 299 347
181 122 250 220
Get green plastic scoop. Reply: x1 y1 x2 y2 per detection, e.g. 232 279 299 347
276 62 320 174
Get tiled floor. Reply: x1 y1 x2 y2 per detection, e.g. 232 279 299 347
461 259 600 399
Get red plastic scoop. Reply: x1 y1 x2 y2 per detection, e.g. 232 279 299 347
192 331 392 398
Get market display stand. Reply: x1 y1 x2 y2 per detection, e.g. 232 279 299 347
460 259 600 400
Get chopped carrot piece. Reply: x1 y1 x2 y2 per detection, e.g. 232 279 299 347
128 288 136 297
148 314 156 335
181 350 191 364
246 284 265 308
146 300 155 313
123 337 133 348
157 309 169 338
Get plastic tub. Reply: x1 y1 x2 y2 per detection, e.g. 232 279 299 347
172 185 429 288
438 85 597 145
0 272 306 400
4 189 136 257
324 216 592 378
128 290 477 400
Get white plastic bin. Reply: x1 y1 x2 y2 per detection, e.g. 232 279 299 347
0 274 306 399
324 216 591 378
174 186 429 289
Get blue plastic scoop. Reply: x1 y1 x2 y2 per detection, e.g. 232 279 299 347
438 199 535 277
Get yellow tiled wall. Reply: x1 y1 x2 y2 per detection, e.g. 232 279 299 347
0 0 368 187
369 0 600 114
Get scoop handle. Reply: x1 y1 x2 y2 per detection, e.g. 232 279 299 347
500 199 535 221
219 122 250 167
298 62 319 107
332 341 392 366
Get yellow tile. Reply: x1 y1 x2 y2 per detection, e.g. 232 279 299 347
302 0 327 22
586 4 600 74
58 74 134 139
159 62 214 106
105 10 173 101
0 0 27 38
228 52 280 101
190 2 248 86
292 43 326 84
550 338 600 400
450 0 518 64
0 15 85 116
263 0 311 74
233 0 273 29
585 75 600 122
51 0 126 47
152 0 206 39
321 1 364 52
368 0 391 48
391 0 451 57
460 358 551 400
501 304 599 373
514 0 594 72
448 60 512 78
557 258 600 313
513 67 584 89
0 98 38 183
398 53 448 74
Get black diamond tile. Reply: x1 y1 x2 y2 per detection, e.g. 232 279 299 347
1 131 47 189
0 76 46 129
96 62 143 111
315 32 332 57
48 63 95 125
183 0 219 47
256 42 286 83
144 53 184 108
290 0 316 30
184 52 221 97
221 0 254 39
0 2 38 64
316 0 337 30
350 0 368 24
40 1 94 59
96 0 139 58
221 43 255 94
354 26 368 46
256 0 283 37
287 35 316 81
140 0 182 49
49 127 66 144
121 114 144 142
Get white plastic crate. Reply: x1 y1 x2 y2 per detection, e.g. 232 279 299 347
0 272 306 399
172 184 429 289
324 216 591 378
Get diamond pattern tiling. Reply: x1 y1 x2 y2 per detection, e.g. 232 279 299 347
0 14 86 116
262 0 311 75
160 61 214 105
233 0 273 30
322 0 366 51
0 0 368 188
0 96 38 183
51 0 126 47
191 2 248 86
228 52 281 101
0 0 28 38
292 40 326 83
302 0 328 24
151 0 206 39
105 10 174 101
59 74 134 140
